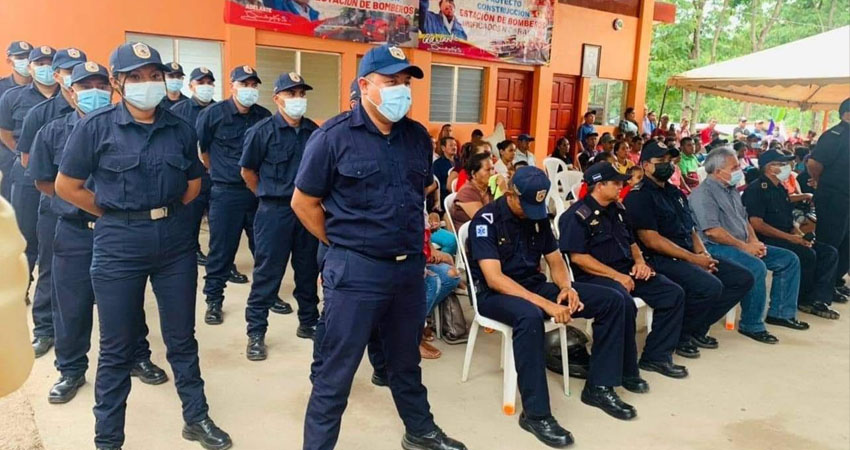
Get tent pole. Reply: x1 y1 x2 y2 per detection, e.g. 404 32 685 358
822 110 831 132
659 86 670 117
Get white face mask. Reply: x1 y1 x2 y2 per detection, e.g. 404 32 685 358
236 87 259 107
282 97 307 119
776 165 792 182
194 84 215 103
123 81 166 111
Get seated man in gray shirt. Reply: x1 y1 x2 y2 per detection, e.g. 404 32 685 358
689 146 809 344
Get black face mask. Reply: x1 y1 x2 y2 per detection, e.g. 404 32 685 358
652 162 674 182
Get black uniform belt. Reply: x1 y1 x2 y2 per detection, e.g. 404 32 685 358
212 181 248 190
332 244 413 262
260 195 293 204
60 216 96 230
102 204 180 221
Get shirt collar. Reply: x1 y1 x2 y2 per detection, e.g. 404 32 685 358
27 81 56 99
273 112 317 131
225 97 261 117
349 103 399 137
583 193 618 215
442 14 455 32
705 176 735 192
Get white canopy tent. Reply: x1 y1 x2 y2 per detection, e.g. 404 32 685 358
667 26 850 111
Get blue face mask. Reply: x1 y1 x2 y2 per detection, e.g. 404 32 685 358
13 58 30 77
194 84 214 103
364 80 411 123
166 78 183 93
75 88 112 114
34 65 56 86
236 87 259 107
728 169 744 186
123 81 166 111
62 75 72 89
283 97 307 119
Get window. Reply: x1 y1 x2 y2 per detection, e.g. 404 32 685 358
587 78 629 126
429 64 483 123
256 47 340 121
126 33 224 102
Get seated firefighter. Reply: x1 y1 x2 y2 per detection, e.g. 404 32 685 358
467 166 646 449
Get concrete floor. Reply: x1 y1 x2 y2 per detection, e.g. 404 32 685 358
7 231 850 450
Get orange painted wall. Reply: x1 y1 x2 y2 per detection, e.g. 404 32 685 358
0 0 656 166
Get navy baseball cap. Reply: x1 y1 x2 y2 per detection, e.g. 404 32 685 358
349 79 360 102
512 166 550 220
70 61 109 84
7 40 32 57
109 42 168 74
746 133 760 141
29 45 55 63
583 161 631 184
230 65 261 83
758 149 794 168
357 45 423 79
839 97 850 115
517 134 535 142
189 66 215 82
274 72 312 94
52 48 87 71
165 62 185 76
639 140 679 162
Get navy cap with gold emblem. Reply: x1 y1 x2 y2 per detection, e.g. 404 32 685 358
512 166 551 221
70 61 109 84
357 44 423 79
109 42 168 74
7 40 32 57
274 72 312 94
189 66 215 82
28 45 55 63
230 65 261 83
165 62 185 77
52 47 88 71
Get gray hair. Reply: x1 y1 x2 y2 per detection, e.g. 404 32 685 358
704 146 737 174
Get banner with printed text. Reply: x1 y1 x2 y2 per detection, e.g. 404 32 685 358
225 0 553 65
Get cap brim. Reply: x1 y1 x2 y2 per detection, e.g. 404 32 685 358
71 72 108 84
7 50 28 56
56 61 84 70
114 61 169 73
374 62 424 79
666 147 680 158
762 155 795 165
612 173 632 182
520 200 548 221
191 74 216 82
233 75 261 83
275 82 313 94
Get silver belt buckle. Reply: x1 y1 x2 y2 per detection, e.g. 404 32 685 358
87 221 95 230
395 255 407 262
150 207 169 220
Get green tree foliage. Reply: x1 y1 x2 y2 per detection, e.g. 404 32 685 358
647 0 850 131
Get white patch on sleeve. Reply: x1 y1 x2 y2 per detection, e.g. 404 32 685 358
482 213 494 224
476 225 489 237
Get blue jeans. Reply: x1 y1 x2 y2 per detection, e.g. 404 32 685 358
704 243 800 333
430 228 457 256
424 263 460 314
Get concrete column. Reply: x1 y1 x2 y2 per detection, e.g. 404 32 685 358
627 0 656 127
222 24 257 98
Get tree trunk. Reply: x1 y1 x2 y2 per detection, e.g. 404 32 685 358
757 0 786 51
692 93 702 132
828 0 837 28
710 0 731 63
690 0 707 60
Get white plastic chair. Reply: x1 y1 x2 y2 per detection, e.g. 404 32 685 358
543 157 569 183
458 223 570 415
697 166 707 182
570 182 582 203
451 178 458 193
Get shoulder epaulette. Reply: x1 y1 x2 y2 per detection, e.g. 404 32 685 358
575 204 592 220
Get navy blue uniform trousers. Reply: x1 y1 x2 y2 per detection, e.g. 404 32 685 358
203 183 257 304
649 256 753 340
578 272 684 363
52 217 153 377
11 159 38 270
761 238 838 305
32 196 56 337
814 189 850 287
477 276 629 418
186 173 211 254
91 213 208 448
305 247 435 450
246 198 319 335
0 152 12 200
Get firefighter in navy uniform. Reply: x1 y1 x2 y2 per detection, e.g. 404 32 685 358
559 162 688 380
807 97 850 301
161 62 188 108
55 42 231 450
240 72 321 359
624 140 754 353
292 44 466 450
0 40 33 200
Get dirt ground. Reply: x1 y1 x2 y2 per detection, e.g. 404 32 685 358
3 232 850 450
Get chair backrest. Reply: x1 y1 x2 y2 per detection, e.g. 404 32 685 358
543 157 568 183
697 166 707 182
546 185 567 217
553 209 565 240
451 178 458 193
433 175 440 191
570 181 582 202
444 192 458 233
560 250 576 283
457 222 481 316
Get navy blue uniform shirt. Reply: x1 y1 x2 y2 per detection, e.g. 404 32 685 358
29 110 96 219
160 93 188 110
559 194 635 275
239 112 317 199
17 93 73 155
623 179 696 253
810 121 849 197
294 104 432 259
59 103 206 211
468 197 556 288
171 97 215 128
0 83 57 151
741 175 794 233
196 98 271 185
0 76 27 162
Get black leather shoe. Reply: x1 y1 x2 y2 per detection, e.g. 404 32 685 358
691 334 718 349
32 336 54 358
675 342 701 359
401 426 467 450
622 376 649 394
765 316 810 330
227 268 248 284
836 285 850 297
638 359 689 379
270 299 293 315
832 291 848 304
48 375 86 404
518 413 574 448
799 301 840 320
580 385 636 421
205 302 223 325
371 371 389 387
196 251 208 266
96 447 121 450
182 416 232 450
131 360 168 385
296 325 316 340
738 329 779 344
246 334 266 361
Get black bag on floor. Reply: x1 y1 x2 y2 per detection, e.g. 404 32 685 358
440 294 468 344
